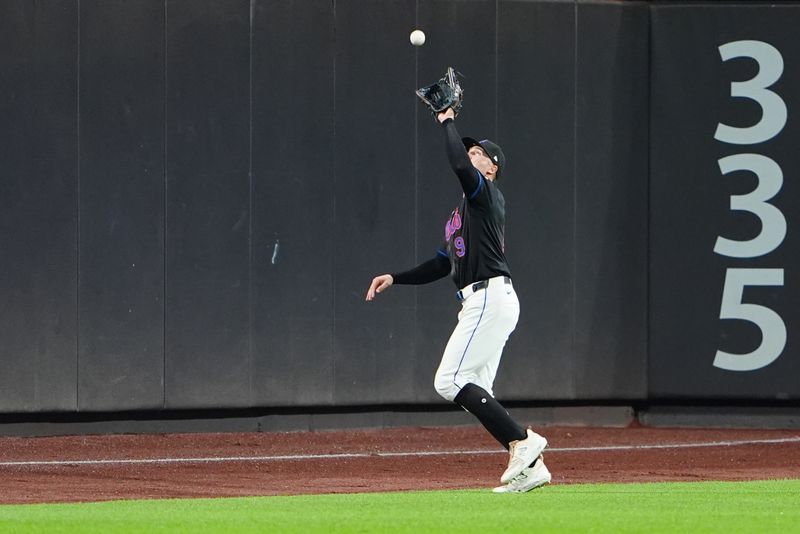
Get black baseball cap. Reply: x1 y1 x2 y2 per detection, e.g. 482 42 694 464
462 137 506 179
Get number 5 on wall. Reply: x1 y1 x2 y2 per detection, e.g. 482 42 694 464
713 268 786 371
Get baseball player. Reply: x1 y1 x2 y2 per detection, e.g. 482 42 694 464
366 107 551 493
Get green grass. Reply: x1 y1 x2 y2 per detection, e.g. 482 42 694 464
0 479 798 533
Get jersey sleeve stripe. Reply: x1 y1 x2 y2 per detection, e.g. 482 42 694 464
437 249 448 257
468 171 484 200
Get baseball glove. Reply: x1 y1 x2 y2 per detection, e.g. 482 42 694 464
416 67 464 116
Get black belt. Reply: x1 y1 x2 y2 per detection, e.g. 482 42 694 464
456 276 512 301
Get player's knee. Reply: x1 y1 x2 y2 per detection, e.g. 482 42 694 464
433 374 458 402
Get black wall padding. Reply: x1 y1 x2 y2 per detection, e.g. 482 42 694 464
649 4 800 399
9 1 795 414
78 0 166 410
0 1 79 411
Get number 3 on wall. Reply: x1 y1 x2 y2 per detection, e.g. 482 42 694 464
713 153 786 258
714 268 786 371
714 40 787 145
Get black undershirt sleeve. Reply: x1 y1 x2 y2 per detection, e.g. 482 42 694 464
391 253 450 285
441 118 481 197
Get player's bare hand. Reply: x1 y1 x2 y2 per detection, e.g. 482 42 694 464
437 108 455 123
366 274 393 301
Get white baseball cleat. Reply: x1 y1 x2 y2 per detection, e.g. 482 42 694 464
493 455 551 493
500 428 548 484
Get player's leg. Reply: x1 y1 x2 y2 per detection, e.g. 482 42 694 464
434 279 524 447
453 383 525 448
474 337 504 397
460 328 549 486
434 285 511 401
434 280 548 485
455 342 520 446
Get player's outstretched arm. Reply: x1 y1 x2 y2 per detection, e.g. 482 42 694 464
367 253 449 302
366 274 394 301
437 109 481 196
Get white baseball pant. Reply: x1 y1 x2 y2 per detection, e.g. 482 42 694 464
434 276 520 401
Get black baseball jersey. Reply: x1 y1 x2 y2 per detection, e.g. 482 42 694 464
440 119 511 289
391 119 512 289
442 178 511 289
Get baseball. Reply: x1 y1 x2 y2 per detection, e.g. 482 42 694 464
410 29 426 47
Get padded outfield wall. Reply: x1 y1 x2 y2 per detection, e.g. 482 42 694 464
0 0 796 418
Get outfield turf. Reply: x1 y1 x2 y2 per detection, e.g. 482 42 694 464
0 479 797 533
